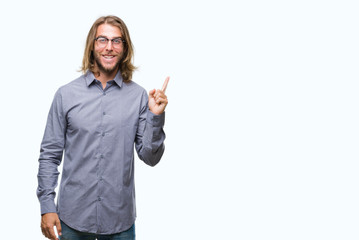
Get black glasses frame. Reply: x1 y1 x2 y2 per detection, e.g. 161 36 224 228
94 36 126 45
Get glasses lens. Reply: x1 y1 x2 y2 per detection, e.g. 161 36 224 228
112 38 123 48
96 37 108 47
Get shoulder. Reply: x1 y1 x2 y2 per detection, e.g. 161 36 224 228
122 80 147 95
56 74 87 95
49 75 87 108
122 81 149 108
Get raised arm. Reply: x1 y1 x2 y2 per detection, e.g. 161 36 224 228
135 77 169 166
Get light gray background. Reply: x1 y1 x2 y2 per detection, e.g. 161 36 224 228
0 0 358 239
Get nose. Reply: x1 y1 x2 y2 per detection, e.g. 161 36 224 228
105 40 114 51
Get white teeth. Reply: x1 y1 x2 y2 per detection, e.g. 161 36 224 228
103 56 114 59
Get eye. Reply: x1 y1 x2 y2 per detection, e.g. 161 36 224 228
98 37 107 43
113 38 122 44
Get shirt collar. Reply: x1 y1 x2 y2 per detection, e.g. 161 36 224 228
113 70 124 87
84 70 124 88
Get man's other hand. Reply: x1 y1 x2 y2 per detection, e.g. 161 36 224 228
41 212 62 240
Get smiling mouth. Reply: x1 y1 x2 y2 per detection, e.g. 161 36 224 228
103 55 115 59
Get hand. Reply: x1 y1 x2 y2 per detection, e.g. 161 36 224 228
41 212 62 240
149 77 169 115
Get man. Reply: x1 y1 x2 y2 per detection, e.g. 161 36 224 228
37 15 168 240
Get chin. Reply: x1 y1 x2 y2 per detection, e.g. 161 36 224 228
103 65 117 72
95 59 121 75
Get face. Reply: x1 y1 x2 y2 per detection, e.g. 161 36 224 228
93 23 124 75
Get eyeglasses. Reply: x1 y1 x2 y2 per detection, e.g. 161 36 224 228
94 36 125 49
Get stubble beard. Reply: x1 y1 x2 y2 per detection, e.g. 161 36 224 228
94 54 122 75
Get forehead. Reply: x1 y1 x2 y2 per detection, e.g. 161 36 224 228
96 23 122 37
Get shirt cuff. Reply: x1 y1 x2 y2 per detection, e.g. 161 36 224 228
146 110 165 127
40 200 57 215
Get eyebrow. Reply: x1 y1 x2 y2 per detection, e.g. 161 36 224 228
96 35 123 39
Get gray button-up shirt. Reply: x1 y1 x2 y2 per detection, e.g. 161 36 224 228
36 70 165 234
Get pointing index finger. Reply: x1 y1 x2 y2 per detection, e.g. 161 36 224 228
161 76 170 93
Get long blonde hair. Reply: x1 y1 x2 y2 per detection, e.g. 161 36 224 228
81 15 136 82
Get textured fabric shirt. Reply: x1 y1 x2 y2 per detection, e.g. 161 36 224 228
36 70 165 234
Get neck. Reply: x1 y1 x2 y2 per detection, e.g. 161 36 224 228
94 67 119 88
95 70 118 82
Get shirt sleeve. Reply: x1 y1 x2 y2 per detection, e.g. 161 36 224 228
36 88 66 215
135 91 166 166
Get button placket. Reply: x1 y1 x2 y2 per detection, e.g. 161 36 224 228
97 86 107 213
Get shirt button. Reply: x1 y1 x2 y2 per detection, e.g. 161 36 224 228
100 155 104 159
98 197 101 201
103 92 106 96
103 112 106 115
99 177 103 181
102 132 105 137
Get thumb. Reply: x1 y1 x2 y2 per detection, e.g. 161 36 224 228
55 218 62 237
149 89 156 98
